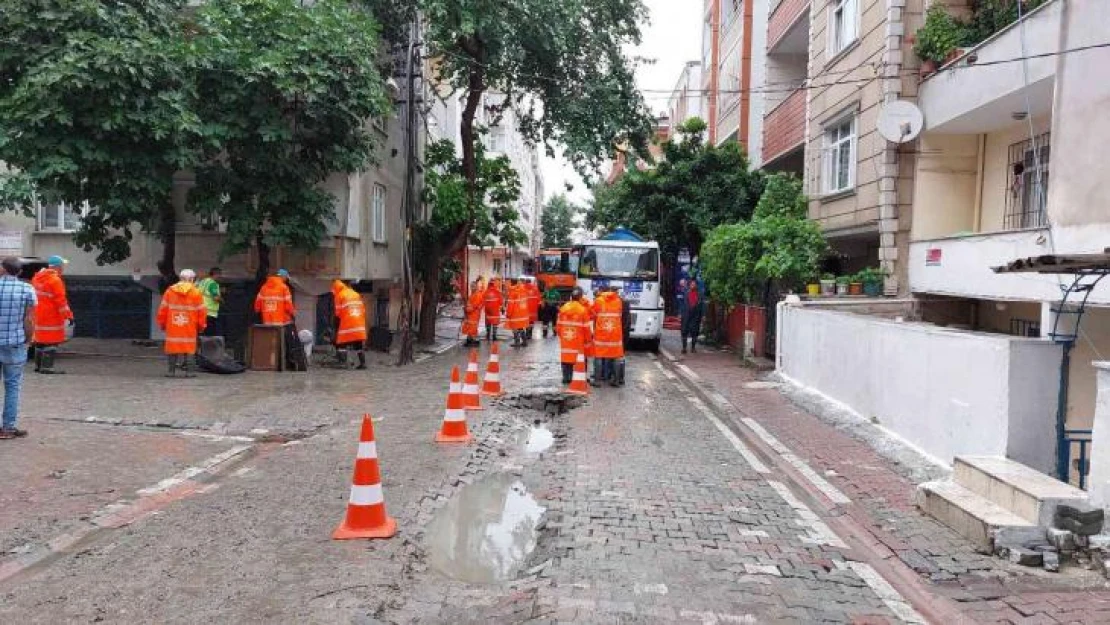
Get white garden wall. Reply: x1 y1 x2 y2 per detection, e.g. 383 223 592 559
777 304 1062 471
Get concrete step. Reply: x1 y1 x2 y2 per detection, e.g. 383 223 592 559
915 480 1043 550
954 456 1088 526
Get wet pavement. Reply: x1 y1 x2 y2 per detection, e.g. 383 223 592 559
2 332 1097 623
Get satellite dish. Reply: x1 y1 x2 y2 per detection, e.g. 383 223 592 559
877 101 924 143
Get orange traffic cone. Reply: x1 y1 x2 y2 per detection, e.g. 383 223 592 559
462 349 484 411
436 366 473 443
567 352 590 396
333 415 397 540
481 341 504 397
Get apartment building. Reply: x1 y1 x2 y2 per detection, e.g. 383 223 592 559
667 61 705 129
701 0 768 161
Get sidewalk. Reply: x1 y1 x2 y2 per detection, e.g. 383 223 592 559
662 331 1110 624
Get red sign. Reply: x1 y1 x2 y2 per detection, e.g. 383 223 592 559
926 248 942 266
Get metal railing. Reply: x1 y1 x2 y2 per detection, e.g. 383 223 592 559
1003 132 1050 230
1064 428 1092 490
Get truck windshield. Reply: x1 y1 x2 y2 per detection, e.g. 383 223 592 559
577 246 659 280
539 254 566 274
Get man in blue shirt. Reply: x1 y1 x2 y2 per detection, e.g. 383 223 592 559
0 257 37 439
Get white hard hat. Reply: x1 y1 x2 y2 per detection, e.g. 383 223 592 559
179 269 196 281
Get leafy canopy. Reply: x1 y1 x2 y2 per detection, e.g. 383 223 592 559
0 0 202 264
701 174 826 305
587 118 764 257
540 194 579 248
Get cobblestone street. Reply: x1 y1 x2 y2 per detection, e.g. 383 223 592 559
1 334 1108 623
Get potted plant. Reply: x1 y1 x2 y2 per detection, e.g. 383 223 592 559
806 277 820 296
819 273 836 296
848 272 864 296
835 275 850 296
914 5 965 77
857 267 885 296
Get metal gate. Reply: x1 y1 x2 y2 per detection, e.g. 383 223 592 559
67 279 151 339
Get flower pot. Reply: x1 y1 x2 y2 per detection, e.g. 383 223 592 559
806 283 820 296
848 282 863 296
920 59 937 78
819 280 835 296
835 282 849 296
863 281 882 297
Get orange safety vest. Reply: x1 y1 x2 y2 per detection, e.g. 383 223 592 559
331 281 367 345
462 288 484 337
556 300 591 364
592 291 625 359
525 282 540 323
483 285 503 326
157 282 206 355
31 268 72 345
505 284 530 331
254 276 296 325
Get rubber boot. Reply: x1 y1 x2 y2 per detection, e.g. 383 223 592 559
33 348 43 373
39 347 63 374
166 355 177 378
182 356 197 378
681 337 688 354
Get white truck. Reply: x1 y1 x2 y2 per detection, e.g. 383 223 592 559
571 233 663 352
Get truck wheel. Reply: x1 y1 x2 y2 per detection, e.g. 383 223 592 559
646 337 660 353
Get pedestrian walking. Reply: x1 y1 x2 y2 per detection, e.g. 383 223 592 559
0 257 37 439
196 267 224 338
331 280 367 369
556 287 591 384
461 278 484 347
591 286 625 387
681 279 703 354
505 278 530 347
157 269 206 378
31 255 73 374
483 277 503 342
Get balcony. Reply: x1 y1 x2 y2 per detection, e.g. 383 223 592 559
918 1 1061 134
767 0 810 54
762 88 805 164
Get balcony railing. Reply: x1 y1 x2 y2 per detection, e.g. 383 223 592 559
762 88 806 163
1003 132 1050 230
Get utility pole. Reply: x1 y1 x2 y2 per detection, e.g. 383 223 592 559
396 17 421 366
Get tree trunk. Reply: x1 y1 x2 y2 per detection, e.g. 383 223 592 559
417 248 442 344
155 201 177 292
254 232 271 286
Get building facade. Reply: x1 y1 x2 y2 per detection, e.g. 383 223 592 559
666 61 705 129
701 0 768 160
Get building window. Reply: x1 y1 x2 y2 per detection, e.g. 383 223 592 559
1005 132 1050 230
486 125 506 154
371 184 387 243
829 0 859 56
822 116 856 194
37 200 88 232
722 0 741 27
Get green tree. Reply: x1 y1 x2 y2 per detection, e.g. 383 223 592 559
701 173 826 307
186 0 391 281
540 194 579 248
412 0 654 342
586 117 763 259
0 1 202 282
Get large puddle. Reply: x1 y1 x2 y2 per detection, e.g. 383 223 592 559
424 474 546 584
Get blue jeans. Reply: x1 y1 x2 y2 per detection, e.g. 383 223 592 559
0 346 26 430
0 345 27 430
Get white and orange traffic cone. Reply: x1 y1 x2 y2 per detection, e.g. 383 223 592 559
481 341 504 397
436 366 473 443
333 415 397 540
462 348 484 411
567 352 590 396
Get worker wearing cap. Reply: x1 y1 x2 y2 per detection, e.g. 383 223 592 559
255 269 296 325
157 269 206 377
31 255 74 374
331 280 368 370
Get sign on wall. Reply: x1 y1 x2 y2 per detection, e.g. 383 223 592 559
0 230 23 258
926 248 943 267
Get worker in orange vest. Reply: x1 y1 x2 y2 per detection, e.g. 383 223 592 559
483 277 503 342
31 255 74 374
461 278 485 347
505 278 531 347
331 280 368 369
556 287 592 384
156 269 206 378
592 286 626 387
255 269 296 325
524 279 541 340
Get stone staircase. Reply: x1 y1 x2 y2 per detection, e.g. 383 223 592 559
916 456 1089 550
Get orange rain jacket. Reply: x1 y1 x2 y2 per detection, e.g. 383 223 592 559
505 283 530 331
556 299 592 364
157 282 206 355
483 283 503 327
591 291 625 359
462 287 485 338
525 282 541 324
332 280 367 345
31 268 73 345
255 276 296 325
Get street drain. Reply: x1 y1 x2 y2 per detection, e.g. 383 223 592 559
424 473 546 584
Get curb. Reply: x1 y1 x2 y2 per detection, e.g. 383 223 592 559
655 348 965 625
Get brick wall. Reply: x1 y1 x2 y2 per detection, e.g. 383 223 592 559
762 88 806 163
768 0 809 49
